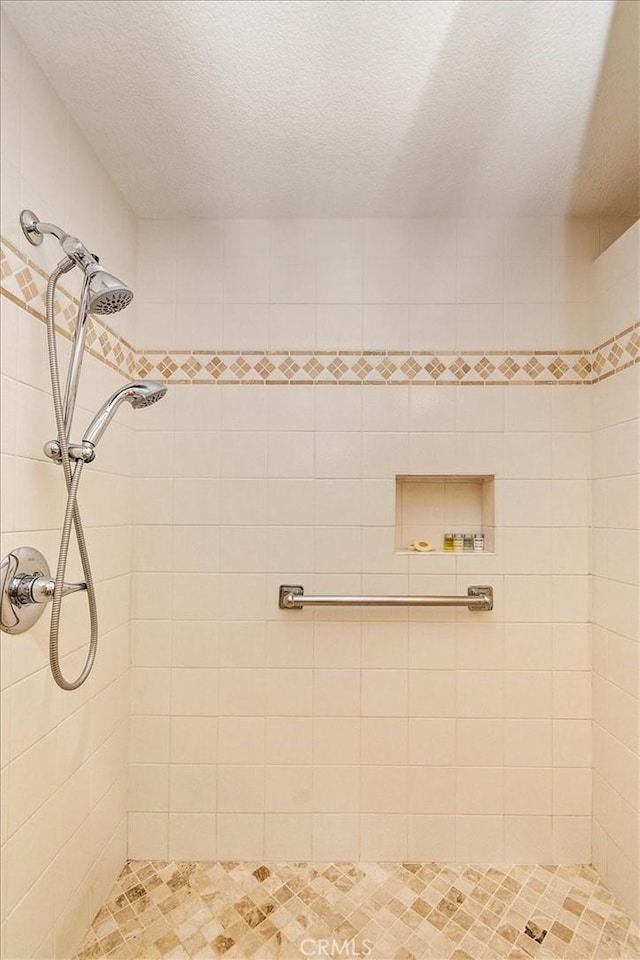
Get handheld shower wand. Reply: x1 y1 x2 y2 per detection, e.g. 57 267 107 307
45 381 168 464
83 381 167 449
0 212 167 691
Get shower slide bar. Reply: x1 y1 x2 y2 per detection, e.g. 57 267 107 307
279 584 493 611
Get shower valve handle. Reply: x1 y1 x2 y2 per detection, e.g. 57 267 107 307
9 571 86 606
0 546 86 636
28 577 87 603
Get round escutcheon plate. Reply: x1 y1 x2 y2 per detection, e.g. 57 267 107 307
0 546 51 635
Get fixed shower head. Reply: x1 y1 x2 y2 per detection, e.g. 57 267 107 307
82 381 167 448
85 263 133 315
20 209 133 314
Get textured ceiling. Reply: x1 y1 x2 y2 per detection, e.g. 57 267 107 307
3 0 639 218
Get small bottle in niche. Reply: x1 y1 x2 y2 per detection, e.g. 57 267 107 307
474 532 485 552
463 533 474 552
443 532 454 552
453 533 464 552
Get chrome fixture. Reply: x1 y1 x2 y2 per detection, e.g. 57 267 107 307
45 381 167 464
279 584 494 611
83 381 167 447
0 212 167 690
20 210 133 436
0 547 86 635
20 209 133 312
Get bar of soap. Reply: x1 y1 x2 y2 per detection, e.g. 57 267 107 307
408 540 434 552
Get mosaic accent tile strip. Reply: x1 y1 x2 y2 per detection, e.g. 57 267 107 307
2 236 638 386
591 324 640 381
73 860 640 960
132 348 598 386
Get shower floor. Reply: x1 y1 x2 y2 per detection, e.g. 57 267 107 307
73 860 639 960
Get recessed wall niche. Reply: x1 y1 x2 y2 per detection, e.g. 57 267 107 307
395 475 495 554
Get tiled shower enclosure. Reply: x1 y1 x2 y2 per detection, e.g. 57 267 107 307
0 10 639 960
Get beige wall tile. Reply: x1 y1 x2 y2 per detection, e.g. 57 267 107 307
216 813 264 860
504 815 553 861
360 814 407 860
311 813 359 860
264 813 312 859
266 765 312 813
312 766 359 813
217 765 265 813
407 814 455 860
168 812 215 859
457 768 504 815
504 767 552 815
128 812 168 860
456 815 503 861
169 765 216 813
312 717 360 765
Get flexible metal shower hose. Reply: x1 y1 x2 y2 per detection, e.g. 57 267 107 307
46 259 99 690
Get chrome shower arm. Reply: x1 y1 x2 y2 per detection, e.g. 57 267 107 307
20 210 67 244
20 209 93 262
34 221 68 240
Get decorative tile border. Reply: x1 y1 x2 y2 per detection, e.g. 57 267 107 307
591 324 640 381
2 235 638 386
133 347 598 385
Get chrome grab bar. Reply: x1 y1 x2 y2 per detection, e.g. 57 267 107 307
279 584 493 611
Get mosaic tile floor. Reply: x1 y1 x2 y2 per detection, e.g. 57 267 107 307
74 860 640 960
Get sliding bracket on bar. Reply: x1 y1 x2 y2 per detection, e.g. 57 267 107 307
279 584 493 611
